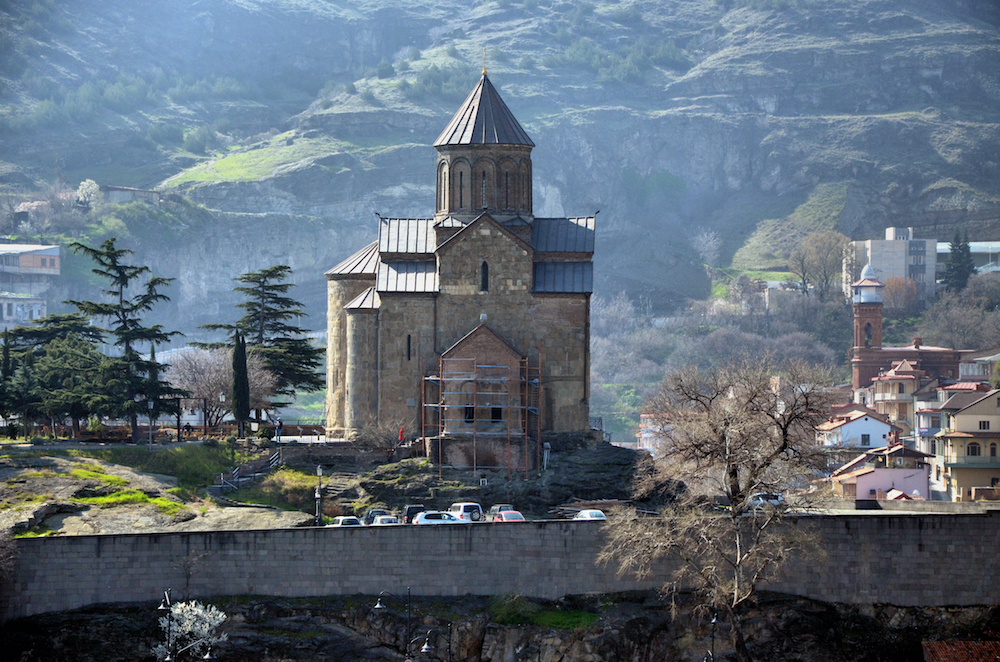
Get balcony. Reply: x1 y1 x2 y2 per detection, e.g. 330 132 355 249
873 392 911 402
943 455 1000 468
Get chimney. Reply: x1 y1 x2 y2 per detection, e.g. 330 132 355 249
913 337 922 348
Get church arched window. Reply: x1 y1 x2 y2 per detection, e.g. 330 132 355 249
504 171 509 209
480 261 489 292
459 171 464 208
481 171 487 209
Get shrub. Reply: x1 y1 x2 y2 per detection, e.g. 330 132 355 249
345 81 357 94
376 61 395 79
359 89 377 104
489 595 541 625
182 125 212 154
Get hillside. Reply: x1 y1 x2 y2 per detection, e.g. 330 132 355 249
0 0 999 330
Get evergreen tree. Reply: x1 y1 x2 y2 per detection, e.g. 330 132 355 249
34 334 104 438
201 265 323 399
231 335 250 437
7 355 40 440
67 238 181 442
944 229 976 292
9 313 104 355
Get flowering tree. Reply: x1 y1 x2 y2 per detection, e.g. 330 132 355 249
153 600 228 661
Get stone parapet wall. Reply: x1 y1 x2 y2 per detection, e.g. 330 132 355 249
7 513 998 622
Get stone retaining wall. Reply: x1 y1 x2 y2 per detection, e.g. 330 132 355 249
4 512 999 622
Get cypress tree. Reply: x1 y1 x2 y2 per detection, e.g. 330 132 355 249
232 335 250 438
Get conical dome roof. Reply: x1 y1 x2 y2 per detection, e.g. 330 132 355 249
433 74 534 147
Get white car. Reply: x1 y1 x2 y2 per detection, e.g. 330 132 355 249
572 509 606 521
448 502 484 521
372 515 399 525
413 511 467 525
748 493 787 510
328 516 362 527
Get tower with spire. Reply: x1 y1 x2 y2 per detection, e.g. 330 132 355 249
324 71 596 467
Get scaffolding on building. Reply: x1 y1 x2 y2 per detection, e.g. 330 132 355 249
421 351 542 478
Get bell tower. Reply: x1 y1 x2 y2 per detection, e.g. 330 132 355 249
852 264 884 349
432 71 534 225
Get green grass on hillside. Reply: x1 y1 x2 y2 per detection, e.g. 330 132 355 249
71 488 187 516
68 445 240 490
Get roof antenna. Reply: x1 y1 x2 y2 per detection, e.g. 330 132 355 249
483 47 487 76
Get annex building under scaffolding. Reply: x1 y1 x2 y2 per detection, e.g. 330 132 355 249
324 71 595 471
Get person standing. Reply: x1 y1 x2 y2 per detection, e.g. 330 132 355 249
276 418 283 442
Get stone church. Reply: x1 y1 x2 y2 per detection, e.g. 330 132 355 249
325 71 595 468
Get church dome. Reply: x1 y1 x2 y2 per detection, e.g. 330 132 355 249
860 263 877 281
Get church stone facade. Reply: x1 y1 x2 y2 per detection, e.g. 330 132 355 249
325 73 595 458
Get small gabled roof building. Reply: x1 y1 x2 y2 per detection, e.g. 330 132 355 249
325 72 595 469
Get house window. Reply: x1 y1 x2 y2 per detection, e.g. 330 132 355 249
931 415 940 427
981 420 991 430
931 440 937 455
992 443 997 457
464 406 475 423
898 383 905 394
861 434 870 446
480 261 489 292
491 407 502 422
968 442 982 456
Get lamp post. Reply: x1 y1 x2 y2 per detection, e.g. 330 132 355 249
703 609 717 662
148 398 155 449
373 588 411 657
315 465 323 526
418 624 452 662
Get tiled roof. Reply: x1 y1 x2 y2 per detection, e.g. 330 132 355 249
378 218 436 254
377 261 438 293
345 287 380 310
326 241 379 276
533 262 593 293
531 217 596 253
433 74 534 147
923 640 1000 662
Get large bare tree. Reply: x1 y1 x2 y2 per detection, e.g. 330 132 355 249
599 356 833 662
165 347 276 427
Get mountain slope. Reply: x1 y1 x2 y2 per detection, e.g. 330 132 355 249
0 0 998 329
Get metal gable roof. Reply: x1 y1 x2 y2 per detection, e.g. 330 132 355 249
378 218 436 254
345 287 380 310
433 74 534 147
377 261 439 293
326 241 379 276
531 217 596 253
533 262 593 293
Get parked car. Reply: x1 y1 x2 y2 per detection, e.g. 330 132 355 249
487 503 516 521
493 510 526 523
363 508 389 525
448 502 484 521
402 504 426 524
572 509 606 521
372 515 399 525
748 493 787 510
412 511 467 525
328 516 362 527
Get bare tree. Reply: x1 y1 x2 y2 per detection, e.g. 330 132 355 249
805 231 850 302
693 229 722 268
786 248 811 295
599 356 833 662
165 347 276 426
882 276 920 318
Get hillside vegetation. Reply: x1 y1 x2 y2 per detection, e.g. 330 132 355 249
0 0 997 331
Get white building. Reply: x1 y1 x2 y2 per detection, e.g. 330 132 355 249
843 227 936 303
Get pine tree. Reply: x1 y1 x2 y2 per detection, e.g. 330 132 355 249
200 265 323 400
944 229 976 292
67 238 181 442
34 334 104 438
231 335 250 437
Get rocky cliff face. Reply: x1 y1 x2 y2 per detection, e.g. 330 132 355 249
1 0 999 326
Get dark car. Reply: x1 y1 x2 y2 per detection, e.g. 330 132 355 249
363 508 389 526
402 504 426 524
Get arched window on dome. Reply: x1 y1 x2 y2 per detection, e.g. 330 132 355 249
480 261 489 292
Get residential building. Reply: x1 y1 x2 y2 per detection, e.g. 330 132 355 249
829 442 932 500
843 227 936 303
933 388 1000 501
324 72 594 467
816 406 900 470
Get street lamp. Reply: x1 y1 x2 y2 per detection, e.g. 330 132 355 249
148 398 155 449
373 588 412 657
418 624 452 662
703 609 717 662
315 465 323 526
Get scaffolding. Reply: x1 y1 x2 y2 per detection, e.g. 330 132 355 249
421 351 541 478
